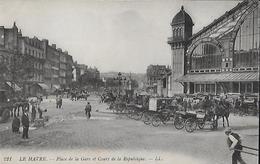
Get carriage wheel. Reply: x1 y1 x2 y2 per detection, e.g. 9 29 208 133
152 115 161 127
133 111 143 121
174 117 185 130
185 118 197 133
126 110 133 118
131 112 137 119
162 115 171 125
143 114 151 125
198 121 205 129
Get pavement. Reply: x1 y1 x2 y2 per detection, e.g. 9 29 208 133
0 95 258 164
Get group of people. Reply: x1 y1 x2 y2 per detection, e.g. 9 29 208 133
69 89 89 101
11 97 46 139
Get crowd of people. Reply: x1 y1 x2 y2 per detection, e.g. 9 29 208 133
11 96 46 139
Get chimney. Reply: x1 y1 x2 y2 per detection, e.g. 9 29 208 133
52 44 56 49
42 39 49 45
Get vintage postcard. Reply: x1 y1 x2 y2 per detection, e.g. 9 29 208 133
0 0 259 164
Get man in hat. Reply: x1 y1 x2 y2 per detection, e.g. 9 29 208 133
203 95 213 114
21 110 30 139
225 128 246 164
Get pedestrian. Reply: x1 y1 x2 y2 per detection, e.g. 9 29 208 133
21 110 30 139
56 95 59 108
31 103 36 122
56 95 62 109
38 106 43 119
225 128 246 164
59 95 62 108
85 102 92 119
12 115 20 133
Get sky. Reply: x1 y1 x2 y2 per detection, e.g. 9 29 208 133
0 0 241 73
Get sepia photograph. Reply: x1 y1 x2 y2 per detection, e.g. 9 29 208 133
0 0 259 163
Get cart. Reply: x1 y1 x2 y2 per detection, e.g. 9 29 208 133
142 97 175 125
184 110 218 133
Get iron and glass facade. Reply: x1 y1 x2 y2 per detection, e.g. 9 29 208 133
167 0 259 96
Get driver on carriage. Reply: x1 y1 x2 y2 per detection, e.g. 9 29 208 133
219 96 228 110
202 95 215 121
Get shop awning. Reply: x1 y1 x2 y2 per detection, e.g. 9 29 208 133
37 83 50 90
176 72 259 82
6 81 22 91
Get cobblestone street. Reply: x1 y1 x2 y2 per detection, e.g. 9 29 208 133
0 95 258 164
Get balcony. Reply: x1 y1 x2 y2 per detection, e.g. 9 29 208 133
167 36 184 44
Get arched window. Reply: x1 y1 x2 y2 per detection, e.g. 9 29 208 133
233 7 259 68
173 29 176 36
190 43 222 70
176 28 179 36
179 28 182 37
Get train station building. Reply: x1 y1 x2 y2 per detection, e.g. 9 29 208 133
164 0 259 96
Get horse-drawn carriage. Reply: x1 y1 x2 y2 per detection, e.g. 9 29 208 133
71 92 89 101
174 110 218 133
142 97 176 126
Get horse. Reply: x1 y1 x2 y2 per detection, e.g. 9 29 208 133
212 99 231 128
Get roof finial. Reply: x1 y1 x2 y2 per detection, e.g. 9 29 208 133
13 21 18 29
181 6 184 11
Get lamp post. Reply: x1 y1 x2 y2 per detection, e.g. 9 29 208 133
114 72 126 97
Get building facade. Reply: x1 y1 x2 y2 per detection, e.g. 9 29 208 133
19 36 46 83
65 52 73 86
73 63 88 82
58 48 66 86
167 0 259 96
146 65 170 86
18 36 49 96
146 64 171 95
1 23 74 95
45 44 61 91
0 23 19 84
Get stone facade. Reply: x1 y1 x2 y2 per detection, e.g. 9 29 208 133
19 36 47 83
146 65 170 86
0 23 74 95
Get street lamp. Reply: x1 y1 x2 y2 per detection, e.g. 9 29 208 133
114 72 126 97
